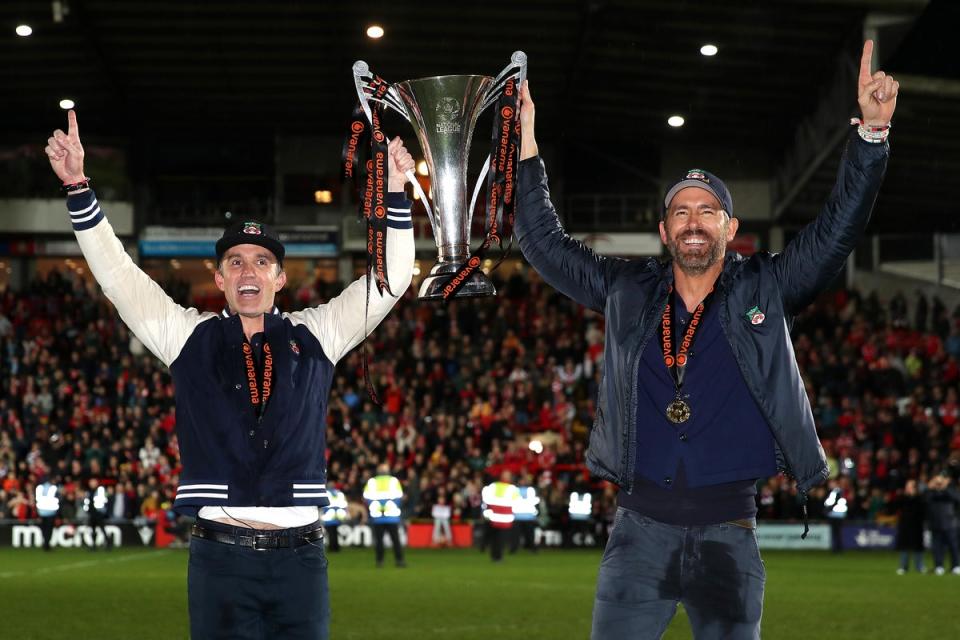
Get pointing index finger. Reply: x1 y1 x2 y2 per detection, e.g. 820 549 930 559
67 110 80 139
859 40 874 86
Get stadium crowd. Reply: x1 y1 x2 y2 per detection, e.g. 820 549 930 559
1 265 959 550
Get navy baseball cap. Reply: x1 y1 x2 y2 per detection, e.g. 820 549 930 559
662 169 733 219
215 221 285 265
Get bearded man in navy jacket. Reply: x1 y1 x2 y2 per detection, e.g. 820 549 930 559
45 112 416 640
515 41 898 639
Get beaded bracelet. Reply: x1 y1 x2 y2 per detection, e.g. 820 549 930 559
62 178 91 193
850 118 890 144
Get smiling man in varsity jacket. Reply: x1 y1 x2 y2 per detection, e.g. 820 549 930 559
515 41 898 639
45 111 415 640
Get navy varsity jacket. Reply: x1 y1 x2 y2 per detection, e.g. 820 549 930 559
67 190 414 516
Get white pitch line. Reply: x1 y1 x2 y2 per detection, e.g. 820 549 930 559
339 623 518 639
0 550 172 579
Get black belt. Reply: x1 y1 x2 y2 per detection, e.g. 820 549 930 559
191 523 324 551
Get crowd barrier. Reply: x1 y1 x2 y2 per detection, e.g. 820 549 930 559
1 520 158 549
0 520 601 549
756 522 831 549
0 519 901 550
839 522 898 550
756 521 901 550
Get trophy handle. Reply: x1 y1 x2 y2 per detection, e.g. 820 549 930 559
468 154 491 223
353 61 434 225
407 170 435 227
352 60 410 121
480 50 527 112
351 61 375 123
467 51 526 228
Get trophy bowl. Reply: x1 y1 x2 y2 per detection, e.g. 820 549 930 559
352 53 527 300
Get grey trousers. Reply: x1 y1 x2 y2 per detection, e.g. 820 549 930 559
592 508 765 640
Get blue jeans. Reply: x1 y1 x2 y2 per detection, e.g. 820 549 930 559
899 550 925 572
930 528 960 570
592 508 765 640
188 522 330 639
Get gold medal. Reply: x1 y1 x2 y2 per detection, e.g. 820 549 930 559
661 288 713 427
666 399 691 424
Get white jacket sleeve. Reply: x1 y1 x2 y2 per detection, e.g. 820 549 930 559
68 190 213 367
288 194 414 364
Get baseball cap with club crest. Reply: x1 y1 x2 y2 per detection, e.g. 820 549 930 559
215 221 285 266
662 168 733 219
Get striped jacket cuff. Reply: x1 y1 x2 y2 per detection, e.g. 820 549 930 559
386 192 413 229
66 190 104 231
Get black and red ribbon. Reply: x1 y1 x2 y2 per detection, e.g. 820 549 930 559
242 341 273 419
341 75 397 404
368 106 391 297
341 102 368 189
343 77 393 297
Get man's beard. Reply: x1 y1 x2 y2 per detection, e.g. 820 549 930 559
667 227 726 276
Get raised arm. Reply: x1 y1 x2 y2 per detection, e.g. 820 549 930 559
515 82 620 314
774 40 898 314
289 137 415 364
45 112 210 366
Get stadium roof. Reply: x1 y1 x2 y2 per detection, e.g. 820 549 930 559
0 0 956 231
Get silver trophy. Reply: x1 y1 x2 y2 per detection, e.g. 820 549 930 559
352 52 527 299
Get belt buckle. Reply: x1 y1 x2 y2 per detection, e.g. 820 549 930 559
252 534 274 551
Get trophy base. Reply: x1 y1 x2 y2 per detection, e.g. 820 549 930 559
418 261 496 300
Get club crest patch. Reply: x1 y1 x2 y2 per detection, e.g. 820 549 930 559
243 222 263 235
686 169 708 182
290 340 300 355
746 305 765 325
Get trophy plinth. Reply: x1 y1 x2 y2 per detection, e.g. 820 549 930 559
418 257 496 299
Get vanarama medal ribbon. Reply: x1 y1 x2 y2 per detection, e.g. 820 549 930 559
342 75 396 404
242 340 273 419
660 288 713 424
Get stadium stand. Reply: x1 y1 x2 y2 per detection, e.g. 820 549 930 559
2 267 959 543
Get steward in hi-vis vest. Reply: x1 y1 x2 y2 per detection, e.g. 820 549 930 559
511 475 540 553
35 477 60 551
83 479 111 551
364 465 407 568
569 491 593 521
322 486 348 552
482 471 520 562
566 489 594 548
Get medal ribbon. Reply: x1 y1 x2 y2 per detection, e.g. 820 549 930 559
660 287 712 394
342 77 392 297
368 105 391 296
484 76 520 251
341 102 368 188
341 76 394 404
242 341 273 418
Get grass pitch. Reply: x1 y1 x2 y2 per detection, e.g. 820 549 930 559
1 547 957 639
